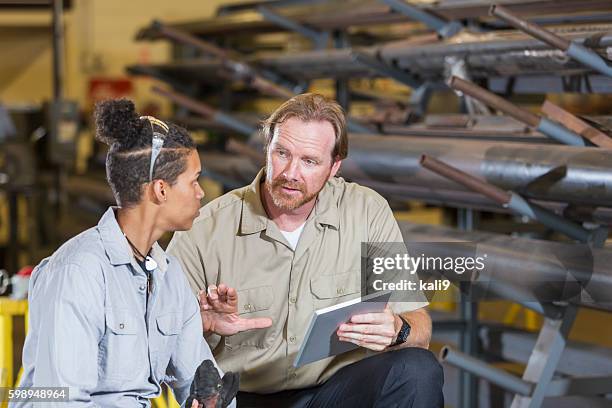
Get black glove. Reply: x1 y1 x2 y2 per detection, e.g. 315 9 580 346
185 359 240 408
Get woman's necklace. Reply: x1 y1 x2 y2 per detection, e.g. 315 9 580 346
124 234 158 272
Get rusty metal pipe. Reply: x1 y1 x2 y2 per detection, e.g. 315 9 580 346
151 20 229 58
226 139 265 167
420 154 512 204
541 101 612 148
490 5 612 78
419 155 604 244
152 86 256 136
145 21 294 99
489 5 570 51
449 76 540 127
449 76 586 146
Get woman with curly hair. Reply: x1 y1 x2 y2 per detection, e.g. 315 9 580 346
12 99 236 408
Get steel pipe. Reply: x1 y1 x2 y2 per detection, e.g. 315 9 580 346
440 346 534 396
491 4 612 78
152 86 256 136
448 76 586 146
398 222 612 311
338 134 612 208
420 155 512 204
420 155 605 244
198 149 612 224
489 5 570 51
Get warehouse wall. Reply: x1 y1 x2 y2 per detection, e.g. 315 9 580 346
0 0 246 109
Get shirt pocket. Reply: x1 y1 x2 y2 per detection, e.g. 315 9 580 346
153 312 182 379
101 309 143 382
225 285 275 349
310 271 361 310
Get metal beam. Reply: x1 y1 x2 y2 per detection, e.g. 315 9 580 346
257 5 329 49
381 0 462 38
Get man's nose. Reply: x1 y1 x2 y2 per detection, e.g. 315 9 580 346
282 158 300 181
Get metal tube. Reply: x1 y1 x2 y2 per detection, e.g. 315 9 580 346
249 76 295 99
143 20 372 131
247 132 612 205
566 41 612 78
490 4 612 78
541 101 612 148
213 112 257 137
146 21 295 99
381 0 462 38
152 86 216 117
257 5 327 48
226 139 265 167
382 0 447 33
440 346 534 396
457 207 478 408
506 193 606 245
341 134 612 207
480 281 546 315
198 152 612 224
351 51 421 89
448 76 540 127
346 179 612 225
152 86 256 136
489 4 570 51
536 117 586 146
399 222 612 311
133 27 612 82
420 154 512 205
421 155 599 244
152 20 229 59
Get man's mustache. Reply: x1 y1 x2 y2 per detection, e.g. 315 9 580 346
272 178 305 193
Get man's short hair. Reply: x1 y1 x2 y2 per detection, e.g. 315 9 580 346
260 93 348 161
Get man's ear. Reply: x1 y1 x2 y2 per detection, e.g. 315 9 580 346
330 158 342 179
151 179 167 203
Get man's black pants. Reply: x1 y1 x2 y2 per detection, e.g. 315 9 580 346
237 347 444 408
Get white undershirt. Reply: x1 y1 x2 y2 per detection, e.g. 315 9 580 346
280 222 306 251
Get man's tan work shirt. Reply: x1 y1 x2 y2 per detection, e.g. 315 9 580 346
168 169 428 393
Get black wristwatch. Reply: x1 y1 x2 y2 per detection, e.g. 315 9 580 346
391 315 411 347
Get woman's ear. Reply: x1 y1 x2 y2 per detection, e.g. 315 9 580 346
152 179 168 203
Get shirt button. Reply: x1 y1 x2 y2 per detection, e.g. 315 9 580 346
289 296 297 304
291 373 297 379
337 288 345 295
119 323 125 329
244 304 253 311
289 336 297 343
139 285 146 291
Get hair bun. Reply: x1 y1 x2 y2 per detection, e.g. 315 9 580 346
94 99 142 146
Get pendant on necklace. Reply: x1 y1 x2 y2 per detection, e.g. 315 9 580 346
145 256 158 271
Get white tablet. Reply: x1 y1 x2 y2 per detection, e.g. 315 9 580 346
293 291 392 367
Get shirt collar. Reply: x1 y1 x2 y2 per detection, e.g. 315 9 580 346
97 207 169 275
240 170 270 235
239 169 340 235
314 178 340 230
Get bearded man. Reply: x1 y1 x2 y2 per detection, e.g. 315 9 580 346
168 93 444 407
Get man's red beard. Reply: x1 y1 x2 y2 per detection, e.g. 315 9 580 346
265 176 320 211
